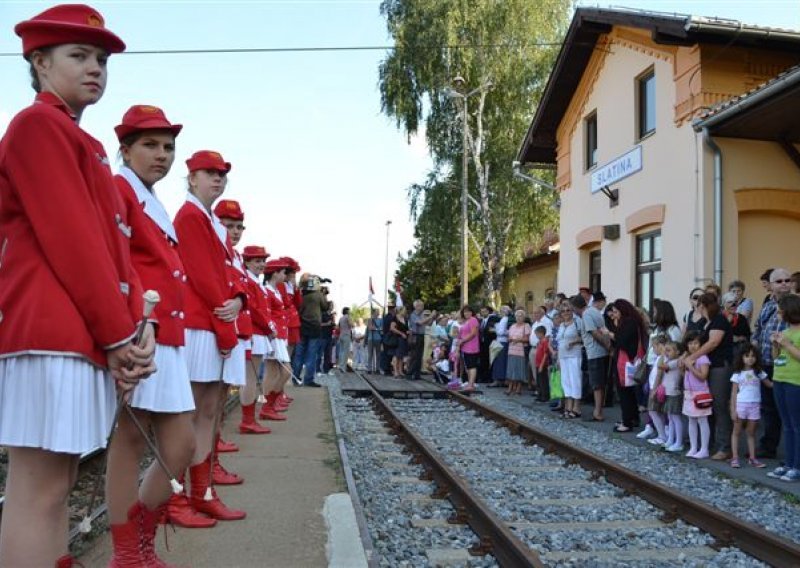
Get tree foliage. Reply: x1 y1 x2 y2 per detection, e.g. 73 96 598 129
379 0 571 306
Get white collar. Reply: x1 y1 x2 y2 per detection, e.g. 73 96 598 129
119 166 177 242
185 192 229 253
247 269 261 284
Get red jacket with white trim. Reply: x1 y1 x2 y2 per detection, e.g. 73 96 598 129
173 201 240 351
264 283 288 340
0 93 140 367
115 174 186 347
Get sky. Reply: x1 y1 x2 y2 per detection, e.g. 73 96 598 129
1 0 798 311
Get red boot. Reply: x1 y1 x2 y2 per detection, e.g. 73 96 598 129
212 454 244 485
56 556 78 568
215 433 239 453
138 502 177 568
189 456 246 521
238 403 271 434
108 502 147 567
165 491 216 529
280 392 294 404
259 392 288 421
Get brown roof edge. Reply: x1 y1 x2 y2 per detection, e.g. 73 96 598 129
516 7 800 166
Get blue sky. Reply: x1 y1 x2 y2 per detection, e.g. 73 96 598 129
1 0 797 311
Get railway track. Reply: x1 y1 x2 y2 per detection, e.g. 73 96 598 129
355 372 800 567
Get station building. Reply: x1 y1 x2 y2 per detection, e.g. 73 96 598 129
516 8 800 311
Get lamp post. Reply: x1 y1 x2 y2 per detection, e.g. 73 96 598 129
446 77 492 307
383 220 391 313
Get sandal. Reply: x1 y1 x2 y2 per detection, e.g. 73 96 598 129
730 458 741 468
748 458 766 468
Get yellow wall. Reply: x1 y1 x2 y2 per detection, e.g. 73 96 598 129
508 258 559 313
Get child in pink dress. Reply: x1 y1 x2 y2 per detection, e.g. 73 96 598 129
681 331 712 459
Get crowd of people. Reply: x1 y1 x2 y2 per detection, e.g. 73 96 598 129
0 6 338 567
358 272 800 484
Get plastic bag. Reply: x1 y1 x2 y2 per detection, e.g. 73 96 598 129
549 367 564 400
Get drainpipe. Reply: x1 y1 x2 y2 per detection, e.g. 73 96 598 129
702 127 723 285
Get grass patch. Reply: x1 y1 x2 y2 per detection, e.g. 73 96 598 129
320 394 346 491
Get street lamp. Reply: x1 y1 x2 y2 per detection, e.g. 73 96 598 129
445 76 492 306
383 220 392 313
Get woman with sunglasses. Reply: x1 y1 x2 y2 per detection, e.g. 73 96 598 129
681 288 707 339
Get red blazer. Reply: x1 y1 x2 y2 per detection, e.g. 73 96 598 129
264 283 288 340
116 173 186 347
173 200 240 351
0 93 139 367
278 282 301 330
230 252 252 339
245 272 275 337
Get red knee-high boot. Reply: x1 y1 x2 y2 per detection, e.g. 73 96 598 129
189 455 246 521
212 452 243 485
215 432 239 453
164 474 217 529
259 392 288 421
139 503 176 568
238 402 271 434
108 502 147 568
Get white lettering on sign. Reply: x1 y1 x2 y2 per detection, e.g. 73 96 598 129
590 146 642 194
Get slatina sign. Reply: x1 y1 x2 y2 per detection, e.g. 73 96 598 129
590 145 642 194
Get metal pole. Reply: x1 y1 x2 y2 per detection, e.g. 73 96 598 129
461 98 469 307
384 220 391 313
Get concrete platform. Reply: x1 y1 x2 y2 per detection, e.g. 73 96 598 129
79 385 348 568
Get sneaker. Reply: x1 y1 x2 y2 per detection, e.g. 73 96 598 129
691 451 709 459
767 466 790 479
685 449 698 458
748 458 767 469
666 444 684 453
647 437 666 446
780 468 800 482
636 424 655 439
730 458 741 468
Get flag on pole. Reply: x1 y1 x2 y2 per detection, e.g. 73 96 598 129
368 276 375 302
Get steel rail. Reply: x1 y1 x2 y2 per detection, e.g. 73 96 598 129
359 373 543 568
450 390 800 567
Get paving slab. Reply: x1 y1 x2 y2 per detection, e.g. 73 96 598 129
79 385 343 568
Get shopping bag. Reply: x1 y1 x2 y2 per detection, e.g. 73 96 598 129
549 367 564 400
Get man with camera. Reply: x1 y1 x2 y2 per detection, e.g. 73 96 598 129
292 275 331 387
408 300 437 380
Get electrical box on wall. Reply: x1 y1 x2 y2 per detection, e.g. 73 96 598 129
603 224 620 240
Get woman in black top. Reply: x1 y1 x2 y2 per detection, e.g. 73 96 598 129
681 287 707 338
608 299 649 432
686 293 734 459
390 307 410 377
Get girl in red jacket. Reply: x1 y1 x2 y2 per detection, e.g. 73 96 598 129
260 258 293 421
106 105 212 564
0 6 155 567
240 245 275 433
173 151 246 522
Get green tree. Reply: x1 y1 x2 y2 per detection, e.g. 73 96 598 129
379 0 570 305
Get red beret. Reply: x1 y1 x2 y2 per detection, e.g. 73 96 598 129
114 105 182 141
214 199 244 221
242 246 269 260
186 150 231 174
15 4 125 57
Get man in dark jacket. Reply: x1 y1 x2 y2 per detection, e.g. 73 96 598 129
292 275 330 387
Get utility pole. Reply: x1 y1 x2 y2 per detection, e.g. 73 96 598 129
383 220 391 313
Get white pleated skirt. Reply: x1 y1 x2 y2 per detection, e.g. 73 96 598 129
266 338 290 363
251 334 273 357
130 345 195 413
184 329 246 386
0 355 115 454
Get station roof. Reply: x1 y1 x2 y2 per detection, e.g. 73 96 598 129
693 64 800 143
517 7 800 165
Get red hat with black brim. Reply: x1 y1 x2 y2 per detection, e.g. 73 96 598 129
213 199 244 221
243 246 269 261
15 4 126 57
186 150 231 174
114 105 182 141
265 258 291 272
